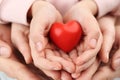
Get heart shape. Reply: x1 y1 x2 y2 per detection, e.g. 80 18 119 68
49 20 83 52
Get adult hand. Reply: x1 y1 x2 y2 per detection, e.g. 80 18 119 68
92 17 120 80
98 15 116 63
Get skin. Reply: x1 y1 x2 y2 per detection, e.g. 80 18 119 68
92 16 120 80
11 22 74 80
9 0 118 80
11 1 75 78
0 24 44 80
98 16 116 63
0 24 12 58
12 1 102 79
64 0 103 78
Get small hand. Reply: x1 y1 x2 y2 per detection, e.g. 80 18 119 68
64 0 102 77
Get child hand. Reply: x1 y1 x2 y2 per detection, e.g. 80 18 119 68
11 23 74 79
64 0 102 77
29 0 75 73
76 58 100 80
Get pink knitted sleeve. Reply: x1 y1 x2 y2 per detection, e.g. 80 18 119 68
0 0 35 25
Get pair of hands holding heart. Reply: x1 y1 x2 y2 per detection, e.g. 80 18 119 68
29 1 103 79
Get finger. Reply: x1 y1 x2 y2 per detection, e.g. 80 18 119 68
112 25 120 70
64 6 103 66
69 49 78 62
41 69 61 80
11 23 32 64
76 57 95 73
75 32 102 65
98 16 116 63
61 70 73 80
30 40 61 71
46 49 75 73
0 24 12 58
60 50 72 61
75 44 101 65
54 50 61 57
0 24 12 44
77 42 84 56
112 49 120 70
33 54 62 71
64 6 102 49
0 40 12 57
72 57 95 78
72 73 81 79
0 57 41 80
77 58 100 80
30 1 62 52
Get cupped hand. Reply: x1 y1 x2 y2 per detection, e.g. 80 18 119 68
0 24 43 80
97 15 116 63
92 17 120 80
11 22 74 80
64 0 103 78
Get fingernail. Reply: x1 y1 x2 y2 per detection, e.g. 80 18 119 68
53 66 61 70
0 47 9 57
114 59 120 70
90 39 97 48
72 73 80 78
105 52 109 63
53 63 61 70
36 42 43 52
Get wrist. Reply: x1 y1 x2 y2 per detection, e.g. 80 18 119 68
77 0 98 16
30 1 57 16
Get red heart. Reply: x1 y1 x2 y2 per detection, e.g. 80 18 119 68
49 20 83 52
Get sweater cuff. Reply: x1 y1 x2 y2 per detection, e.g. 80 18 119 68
94 0 120 18
0 0 35 25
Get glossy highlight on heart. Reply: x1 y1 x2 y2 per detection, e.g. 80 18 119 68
49 20 83 52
